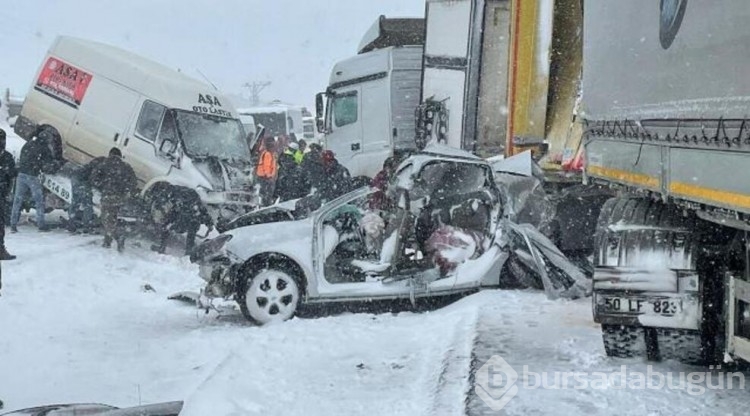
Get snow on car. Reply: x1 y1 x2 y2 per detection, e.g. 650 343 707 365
191 146 506 324
190 145 591 324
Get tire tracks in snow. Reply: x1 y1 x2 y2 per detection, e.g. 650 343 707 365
425 304 481 416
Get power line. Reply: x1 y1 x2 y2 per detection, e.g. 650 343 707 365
243 81 272 106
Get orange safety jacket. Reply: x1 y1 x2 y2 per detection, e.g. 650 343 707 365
256 150 277 178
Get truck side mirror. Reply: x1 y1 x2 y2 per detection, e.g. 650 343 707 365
315 92 325 133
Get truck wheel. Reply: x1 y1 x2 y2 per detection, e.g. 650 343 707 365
238 268 301 325
654 328 703 364
595 197 698 361
601 324 649 358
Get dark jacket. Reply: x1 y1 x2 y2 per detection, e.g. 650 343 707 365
369 168 391 210
90 156 138 199
318 161 351 201
0 150 17 197
159 186 213 232
276 152 309 201
18 137 53 176
73 156 107 185
300 151 325 194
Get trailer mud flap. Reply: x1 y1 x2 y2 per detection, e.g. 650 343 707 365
726 275 750 362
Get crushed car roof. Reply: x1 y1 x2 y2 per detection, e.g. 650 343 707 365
419 143 481 161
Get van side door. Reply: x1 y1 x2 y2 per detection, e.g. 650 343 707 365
67 78 140 165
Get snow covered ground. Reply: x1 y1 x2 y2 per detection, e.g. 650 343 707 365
1 225 749 415
0 124 748 414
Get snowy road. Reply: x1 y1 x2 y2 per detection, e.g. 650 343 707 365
1 228 748 415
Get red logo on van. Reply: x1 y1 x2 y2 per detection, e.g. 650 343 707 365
35 57 93 107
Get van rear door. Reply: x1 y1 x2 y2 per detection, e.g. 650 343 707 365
67 78 140 164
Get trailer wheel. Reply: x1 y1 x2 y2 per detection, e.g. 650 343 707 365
595 197 698 361
654 328 703 365
601 324 649 358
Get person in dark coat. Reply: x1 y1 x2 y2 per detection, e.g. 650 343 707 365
318 150 351 201
90 147 138 251
149 184 213 255
369 156 397 211
68 156 107 233
10 128 56 232
300 143 325 195
275 142 309 201
0 129 17 260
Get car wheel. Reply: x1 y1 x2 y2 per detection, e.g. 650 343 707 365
239 268 301 325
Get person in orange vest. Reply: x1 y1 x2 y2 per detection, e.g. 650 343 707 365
256 136 278 206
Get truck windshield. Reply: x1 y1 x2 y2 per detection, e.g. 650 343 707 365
174 110 250 161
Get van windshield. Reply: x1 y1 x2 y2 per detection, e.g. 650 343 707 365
174 110 251 161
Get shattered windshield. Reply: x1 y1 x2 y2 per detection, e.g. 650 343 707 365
174 111 250 161
410 161 490 199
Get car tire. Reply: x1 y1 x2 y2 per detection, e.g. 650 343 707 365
238 268 301 325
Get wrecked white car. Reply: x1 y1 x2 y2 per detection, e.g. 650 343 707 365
190 147 590 324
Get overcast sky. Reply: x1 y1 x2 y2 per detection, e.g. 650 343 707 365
0 0 425 109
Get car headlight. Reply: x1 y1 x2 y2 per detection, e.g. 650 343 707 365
190 234 233 263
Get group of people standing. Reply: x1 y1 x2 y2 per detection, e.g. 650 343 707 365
255 135 353 206
0 129 364 263
0 127 138 260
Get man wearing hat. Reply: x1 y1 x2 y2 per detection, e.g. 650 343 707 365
275 141 308 201
0 128 17 260
318 150 351 201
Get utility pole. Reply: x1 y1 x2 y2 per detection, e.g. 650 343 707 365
243 81 271 106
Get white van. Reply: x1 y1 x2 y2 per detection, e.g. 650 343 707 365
15 36 256 221
238 104 304 140
302 116 316 142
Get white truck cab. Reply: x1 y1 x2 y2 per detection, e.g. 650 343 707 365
15 36 256 221
316 16 425 178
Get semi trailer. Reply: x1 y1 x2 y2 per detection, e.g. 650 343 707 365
582 0 750 364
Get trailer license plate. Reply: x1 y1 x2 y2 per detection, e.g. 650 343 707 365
603 297 682 316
